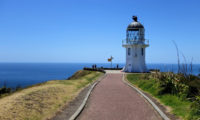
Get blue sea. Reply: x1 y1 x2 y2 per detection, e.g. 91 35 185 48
0 63 199 88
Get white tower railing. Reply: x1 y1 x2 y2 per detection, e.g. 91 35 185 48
122 39 149 46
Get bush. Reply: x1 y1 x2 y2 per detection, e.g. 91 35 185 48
188 96 200 120
151 72 200 119
151 72 190 99
127 73 192 119
137 72 200 119
0 87 11 95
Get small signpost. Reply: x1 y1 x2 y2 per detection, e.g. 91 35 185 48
107 56 114 68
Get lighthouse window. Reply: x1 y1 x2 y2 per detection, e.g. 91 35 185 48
141 48 144 56
128 48 131 56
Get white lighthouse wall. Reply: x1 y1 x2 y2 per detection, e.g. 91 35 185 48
124 45 147 72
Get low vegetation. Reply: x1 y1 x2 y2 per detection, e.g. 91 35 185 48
127 72 200 120
0 70 103 120
0 87 12 97
0 85 22 98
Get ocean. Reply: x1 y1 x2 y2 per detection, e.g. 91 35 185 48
0 63 199 88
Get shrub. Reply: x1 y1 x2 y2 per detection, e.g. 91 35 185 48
150 72 190 99
188 96 200 120
0 87 11 95
143 72 200 119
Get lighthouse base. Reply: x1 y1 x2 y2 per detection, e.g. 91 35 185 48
123 65 148 73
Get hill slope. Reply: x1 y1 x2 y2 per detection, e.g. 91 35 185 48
0 70 103 120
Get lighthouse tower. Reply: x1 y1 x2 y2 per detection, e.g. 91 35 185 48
122 16 149 72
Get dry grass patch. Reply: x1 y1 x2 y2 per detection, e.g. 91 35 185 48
0 70 103 120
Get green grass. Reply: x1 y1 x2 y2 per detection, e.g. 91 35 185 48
127 74 192 119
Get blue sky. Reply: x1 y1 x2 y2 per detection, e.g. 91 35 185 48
0 0 200 63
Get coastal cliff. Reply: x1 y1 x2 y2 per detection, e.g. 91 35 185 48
0 70 103 120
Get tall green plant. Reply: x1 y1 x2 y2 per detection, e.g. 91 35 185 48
188 96 200 119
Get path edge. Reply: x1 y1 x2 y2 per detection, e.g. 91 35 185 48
122 73 170 120
69 74 106 120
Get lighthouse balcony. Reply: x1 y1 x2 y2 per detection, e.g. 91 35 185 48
122 39 149 47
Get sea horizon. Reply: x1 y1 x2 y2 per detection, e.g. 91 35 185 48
0 63 199 89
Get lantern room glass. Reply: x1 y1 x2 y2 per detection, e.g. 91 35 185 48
127 29 139 43
126 29 145 44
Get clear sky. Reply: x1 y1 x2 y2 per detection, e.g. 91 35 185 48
0 0 200 64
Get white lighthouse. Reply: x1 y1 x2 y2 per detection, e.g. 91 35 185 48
122 16 149 72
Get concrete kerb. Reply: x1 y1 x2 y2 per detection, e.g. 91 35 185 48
69 74 106 120
122 73 170 120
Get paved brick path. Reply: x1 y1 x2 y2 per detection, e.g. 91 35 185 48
77 73 162 120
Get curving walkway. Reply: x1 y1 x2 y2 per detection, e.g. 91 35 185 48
77 71 162 120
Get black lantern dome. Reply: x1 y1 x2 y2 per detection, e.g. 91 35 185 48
127 16 144 30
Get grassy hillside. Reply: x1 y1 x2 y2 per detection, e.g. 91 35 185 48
0 70 103 120
127 73 200 120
